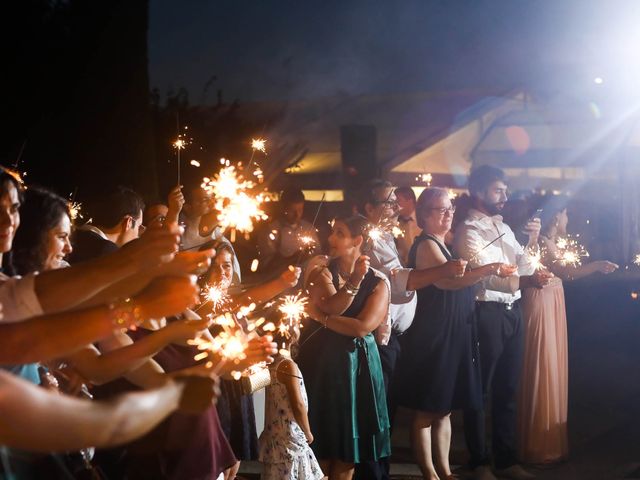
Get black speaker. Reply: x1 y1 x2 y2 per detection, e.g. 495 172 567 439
340 125 377 205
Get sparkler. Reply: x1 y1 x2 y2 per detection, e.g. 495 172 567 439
201 163 269 238
526 246 545 271
553 236 589 267
468 233 506 263
416 173 433 185
633 254 640 266
251 138 267 153
200 283 232 313
68 201 83 221
278 293 308 324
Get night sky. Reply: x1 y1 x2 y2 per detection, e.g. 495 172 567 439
148 0 640 104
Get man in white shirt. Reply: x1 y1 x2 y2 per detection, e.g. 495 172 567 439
454 166 551 480
354 179 466 480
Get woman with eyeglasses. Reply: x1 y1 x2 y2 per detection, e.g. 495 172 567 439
394 188 515 480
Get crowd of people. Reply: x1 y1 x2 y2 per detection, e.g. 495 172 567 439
0 163 618 480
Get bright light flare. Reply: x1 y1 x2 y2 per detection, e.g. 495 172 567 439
202 283 231 312
554 236 589 267
278 293 308 324
201 164 269 235
251 138 267 153
68 201 83 221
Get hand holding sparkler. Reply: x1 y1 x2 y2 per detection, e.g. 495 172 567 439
166 185 185 226
158 249 215 277
592 260 619 274
443 259 468 278
161 317 211 344
523 269 555 289
482 262 517 278
134 275 200 320
126 224 182 269
352 255 371 285
279 266 302 289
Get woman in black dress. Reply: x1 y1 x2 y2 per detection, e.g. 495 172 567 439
395 188 512 480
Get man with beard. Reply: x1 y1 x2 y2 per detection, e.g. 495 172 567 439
454 166 551 480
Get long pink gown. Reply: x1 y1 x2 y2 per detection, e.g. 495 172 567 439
518 277 569 464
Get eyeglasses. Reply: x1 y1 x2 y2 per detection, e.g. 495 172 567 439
429 206 456 215
374 200 398 209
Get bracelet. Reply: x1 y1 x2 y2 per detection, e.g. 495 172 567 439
108 297 144 331
343 281 359 296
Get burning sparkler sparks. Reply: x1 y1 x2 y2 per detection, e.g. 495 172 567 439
278 293 308 324
526 246 544 271
201 283 231 313
251 138 267 153
201 164 269 236
633 254 640 266
416 173 433 185
68 201 83 221
553 236 589 267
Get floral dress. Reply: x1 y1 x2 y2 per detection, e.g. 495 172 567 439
258 358 323 480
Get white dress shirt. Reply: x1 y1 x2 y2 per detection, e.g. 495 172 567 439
369 231 417 334
454 208 535 304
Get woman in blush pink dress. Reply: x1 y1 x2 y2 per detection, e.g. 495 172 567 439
518 197 618 464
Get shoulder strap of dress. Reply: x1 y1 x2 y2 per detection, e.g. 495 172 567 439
422 234 452 260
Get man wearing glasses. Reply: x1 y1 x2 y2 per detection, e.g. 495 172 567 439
355 179 466 480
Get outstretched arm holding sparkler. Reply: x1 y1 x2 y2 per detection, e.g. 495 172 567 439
24 226 183 320
58 316 209 386
0 275 200 365
165 185 185 226
0 369 218 452
540 236 618 281
233 266 301 307
414 239 514 290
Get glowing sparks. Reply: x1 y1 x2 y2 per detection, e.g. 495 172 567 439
201 164 269 236
297 234 318 254
526 246 544 271
278 293 308 324
68 201 83 221
447 189 458 200
251 138 267 153
250 259 259 272
633 254 640 266
202 283 231 312
416 173 433 185
391 226 404 238
190 159 201 167
367 225 384 242
553 236 589 267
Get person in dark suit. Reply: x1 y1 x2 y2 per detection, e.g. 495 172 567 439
69 186 145 264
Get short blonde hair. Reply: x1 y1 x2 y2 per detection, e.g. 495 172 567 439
415 187 449 230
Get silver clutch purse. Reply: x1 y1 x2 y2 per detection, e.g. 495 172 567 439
240 365 273 395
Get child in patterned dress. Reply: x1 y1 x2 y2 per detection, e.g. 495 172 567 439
258 328 324 480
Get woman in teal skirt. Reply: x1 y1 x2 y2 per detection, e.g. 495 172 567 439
299 214 391 480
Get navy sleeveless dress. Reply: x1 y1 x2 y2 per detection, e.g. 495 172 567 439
394 234 482 413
